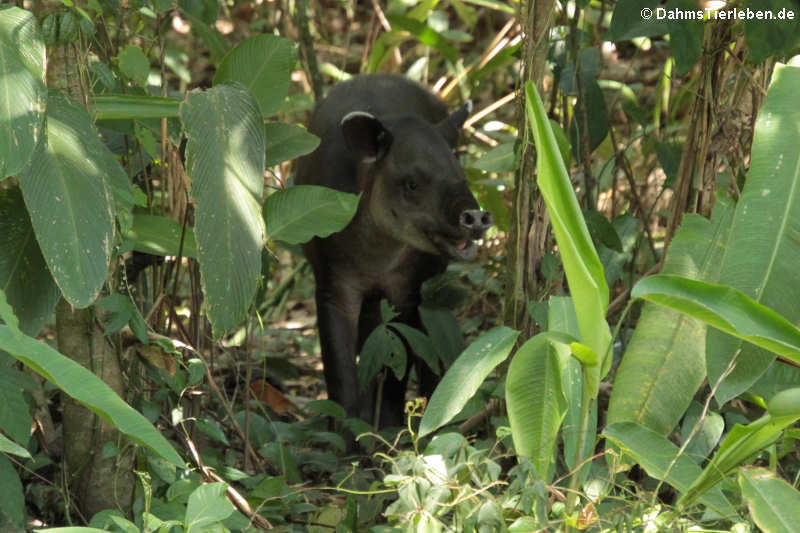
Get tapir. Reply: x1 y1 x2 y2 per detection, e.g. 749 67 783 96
294 74 492 427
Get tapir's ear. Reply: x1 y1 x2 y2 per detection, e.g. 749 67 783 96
436 100 473 148
341 111 393 163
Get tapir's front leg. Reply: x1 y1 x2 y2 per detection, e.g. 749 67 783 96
314 283 363 419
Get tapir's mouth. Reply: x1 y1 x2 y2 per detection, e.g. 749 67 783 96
429 233 477 261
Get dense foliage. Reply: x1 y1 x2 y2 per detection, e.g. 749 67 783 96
1 0 800 531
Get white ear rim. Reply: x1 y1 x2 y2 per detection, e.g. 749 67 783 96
340 110 376 126
464 100 473 114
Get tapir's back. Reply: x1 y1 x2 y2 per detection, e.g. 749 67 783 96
295 74 449 192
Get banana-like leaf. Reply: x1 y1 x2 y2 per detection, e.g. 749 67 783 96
506 332 572 481
91 94 181 120
524 81 611 384
0 323 183 467
608 197 735 436
181 85 266 334
122 213 198 259
0 186 60 335
705 64 800 403
677 387 800 509
213 34 296 118
419 327 519 437
632 275 800 364
0 6 45 178
739 467 800 533
18 92 118 308
603 421 736 518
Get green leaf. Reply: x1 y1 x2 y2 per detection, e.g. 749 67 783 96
506 333 570 481
678 408 800 509
525 82 611 382
386 15 459 63
742 0 800 64
0 365 33 444
264 122 320 167
568 80 608 161
419 307 464 367
181 85 266 334
95 293 147 343
739 467 800 533
608 198 735 436
117 44 149 87
213 34 297 118
0 6 46 178
632 275 800 365
390 322 440 376
37 529 110 533
184 482 235 532
664 0 703 75
18 92 117 308
0 455 24 530
606 0 667 41
0 432 31 459
90 94 181 120
418 327 519 437
706 64 800 404
265 185 359 245
0 324 183 467
471 142 516 173
122 213 197 259
603 421 736 517
357 324 406 389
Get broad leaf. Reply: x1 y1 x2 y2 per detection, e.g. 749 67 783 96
606 0 667 41
0 6 45 178
525 82 611 380
91 94 181 120
418 327 519 437
0 186 60 335
184 482 235 532
0 455 23 530
739 467 800 533
122 213 198 259
213 34 296 118
181 85 266 334
678 401 800 509
608 198 735 436
264 122 320 167
265 185 359 245
706 64 800 403
632 275 800 365
18 92 118 308
0 324 183 467
506 332 570 481
603 422 736 517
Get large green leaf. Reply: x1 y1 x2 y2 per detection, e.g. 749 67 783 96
265 185 359 245
605 0 667 41
0 185 60 335
603 421 736 518
706 64 800 403
91 94 181 120
418 327 519 438
525 82 611 379
18 92 118 308
677 388 800 509
181 85 266 334
506 332 570 481
633 275 800 364
0 455 23 530
122 213 198 259
0 323 183 467
213 34 296 118
0 6 45 178
184 482 235 532
608 197 735 436
739 467 800 533
549 297 595 485
264 122 320 167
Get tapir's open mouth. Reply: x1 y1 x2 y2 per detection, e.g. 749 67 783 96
437 236 477 261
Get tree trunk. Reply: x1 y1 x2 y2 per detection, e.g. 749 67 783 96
504 0 556 336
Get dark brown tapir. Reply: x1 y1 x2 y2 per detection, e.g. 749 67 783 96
295 74 492 428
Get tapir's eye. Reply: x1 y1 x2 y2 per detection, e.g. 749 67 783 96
405 180 418 192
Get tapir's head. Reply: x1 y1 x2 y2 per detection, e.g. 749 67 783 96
340 104 492 261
